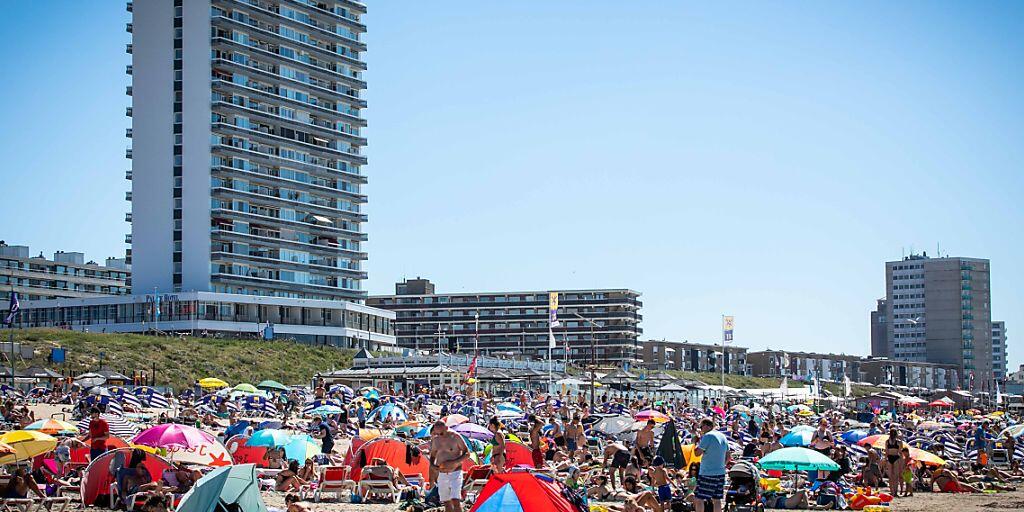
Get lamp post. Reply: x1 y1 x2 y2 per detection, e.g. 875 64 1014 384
573 312 599 409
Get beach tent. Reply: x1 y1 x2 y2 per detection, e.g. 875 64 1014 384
176 464 267 512
501 441 536 469
81 447 172 506
349 438 429 481
224 435 269 468
468 472 584 512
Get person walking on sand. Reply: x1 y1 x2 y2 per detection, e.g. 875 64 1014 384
694 417 729 512
430 421 470 512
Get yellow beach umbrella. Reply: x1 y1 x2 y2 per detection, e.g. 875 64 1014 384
199 378 229 389
0 430 58 464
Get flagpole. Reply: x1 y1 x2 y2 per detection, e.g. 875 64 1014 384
473 312 479 398
720 315 725 388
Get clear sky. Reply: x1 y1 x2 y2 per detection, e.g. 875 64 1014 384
1 1 1021 365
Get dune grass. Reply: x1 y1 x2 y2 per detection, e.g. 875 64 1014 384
4 328 356 390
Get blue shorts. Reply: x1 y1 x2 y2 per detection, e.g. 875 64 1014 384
696 474 725 501
658 484 672 503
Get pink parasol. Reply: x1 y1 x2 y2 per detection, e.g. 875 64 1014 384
635 410 672 422
442 414 470 427
131 424 216 449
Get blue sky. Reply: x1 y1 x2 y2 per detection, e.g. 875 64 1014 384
1 2 1021 365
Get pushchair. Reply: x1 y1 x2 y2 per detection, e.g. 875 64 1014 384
726 460 765 512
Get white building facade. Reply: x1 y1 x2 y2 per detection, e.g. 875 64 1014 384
128 0 368 301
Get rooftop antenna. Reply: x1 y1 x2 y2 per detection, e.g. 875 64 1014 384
937 242 941 258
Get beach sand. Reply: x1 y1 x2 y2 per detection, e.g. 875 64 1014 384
27 404 1024 510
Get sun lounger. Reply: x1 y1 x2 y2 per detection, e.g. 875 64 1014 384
313 465 355 503
0 496 72 512
357 478 400 503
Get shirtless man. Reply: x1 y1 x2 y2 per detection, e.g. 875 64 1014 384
430 421 470 512
604 440 632 489
635 420 656 467
564 416 581 460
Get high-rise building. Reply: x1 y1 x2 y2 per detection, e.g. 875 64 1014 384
993 321 1007 381
128 0 368 300
869 298 888 358
367 279 643 366
10 0 396 351
883 254 992 390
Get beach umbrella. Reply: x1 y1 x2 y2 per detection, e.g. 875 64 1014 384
731 405 751 413
224 421 251 439
368 403 408 423
359 386 381 400
176 464 267 512
1000 424 1024 438
233 383 259 395
24 418 79 435
634 410 671 423
256 380 288 393
0 430 58 464
443 414 470 427
74 373 107 389
840 429 868 444
308 405 343 417
246 429 293 448
133 387 169 408
133 424 216 450
84 394 123 415
758 447 840 471
27 386 51 396
283 435 320 462
787 404 811 413
908 447 946 467
919 421 954 431
396 421 422 436
593 415 634 436
452 423 494 441
780 429 814 447
496 403 524 415
199 378 229 389
711 406 726 417
657 421 685 469
75 414 140 439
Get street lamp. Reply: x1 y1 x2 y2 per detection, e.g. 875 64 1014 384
573 312 599 409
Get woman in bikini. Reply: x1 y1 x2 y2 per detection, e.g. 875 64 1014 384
488 417 506 473
884 428 903 495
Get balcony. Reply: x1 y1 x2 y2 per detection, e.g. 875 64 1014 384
125 234 132 244
126 43 132 54
126 128 132 138
125 212 132 222
126 23 132 33
126 107 132 117
126 1 132 13
126 86 132 96
212 12 366 70
125 149 132 159
125 170 133 180
126 65 133 76
125 191 132 201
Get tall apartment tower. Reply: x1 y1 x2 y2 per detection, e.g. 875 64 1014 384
993 321 1007 381
127 0 368 301
869 298 888 358
884 254 992 390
